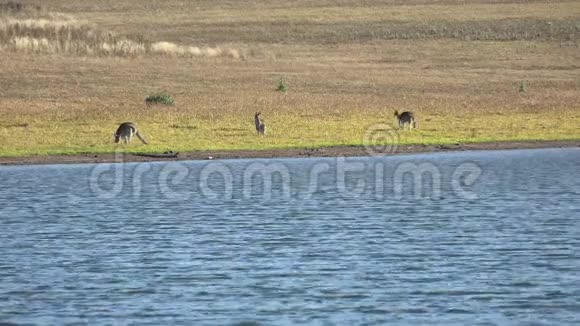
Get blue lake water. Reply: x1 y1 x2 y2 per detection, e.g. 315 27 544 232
1 148 579 325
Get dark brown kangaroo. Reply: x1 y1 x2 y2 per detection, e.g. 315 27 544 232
394 110 417 129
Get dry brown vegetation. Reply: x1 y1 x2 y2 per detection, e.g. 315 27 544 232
0 2 242 57
0 0 578 156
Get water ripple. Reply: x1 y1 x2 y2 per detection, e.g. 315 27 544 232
1 148 579 325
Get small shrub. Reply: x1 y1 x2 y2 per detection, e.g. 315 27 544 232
145 92 175 107
519 80 527 93
276 78 287 93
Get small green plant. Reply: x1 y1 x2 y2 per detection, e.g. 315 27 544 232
276 78 288 93
519 80 527 93
145 91 175 107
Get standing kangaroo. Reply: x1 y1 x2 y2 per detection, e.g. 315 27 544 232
394 110 417 129
254 112 266 135
114 122 148 144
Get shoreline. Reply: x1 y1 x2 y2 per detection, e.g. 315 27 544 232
0 140 579 166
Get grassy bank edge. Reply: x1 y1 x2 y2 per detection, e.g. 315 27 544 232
1 136 579 159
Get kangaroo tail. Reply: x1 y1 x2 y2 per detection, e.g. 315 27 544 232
136 132 148 144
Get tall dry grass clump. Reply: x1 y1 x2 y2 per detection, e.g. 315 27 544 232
150 42 240 58
0 1 42 15
0 14 146 56
0 2 242 58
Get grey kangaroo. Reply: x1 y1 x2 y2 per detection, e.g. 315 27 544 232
114 122 148 144
394 110 417 129
254 112 266 135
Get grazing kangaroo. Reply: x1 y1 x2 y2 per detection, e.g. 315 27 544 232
254 112 266 135
394 110 417 129
114 122 148 144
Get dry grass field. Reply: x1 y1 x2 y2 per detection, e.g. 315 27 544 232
0 0 579 157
